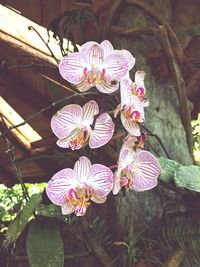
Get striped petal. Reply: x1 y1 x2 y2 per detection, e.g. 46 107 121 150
120 50 135 70
103 52 128 81
89 113 115 148
130 150 161 191
74 156 91 183
82 100 99 127
59 52 88 84
135 70 145 86
120 78 132 107
121 113 141 136
46 168 78 206
80 41 98 53
113 170 121 195
100 40 114 57
87 164 113 197
51 104 82 139
56 128 83 149
96 79 119 94
61 203 76 215
91 195 107 203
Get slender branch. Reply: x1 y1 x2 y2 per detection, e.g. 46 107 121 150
141 125 171 159
0 115 29 201
28 26 59 65
0 91 97 139
158 26 193 157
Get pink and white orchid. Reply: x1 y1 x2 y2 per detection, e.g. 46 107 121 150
120 78 145 136
51 100 114 150
132 71 149 107
113 136 161 194
59 40 135 94
46 156 113 216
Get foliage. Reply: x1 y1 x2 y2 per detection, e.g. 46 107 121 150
0 183 46 223
192 113 200 164
6 193 42 242
26 219 64 267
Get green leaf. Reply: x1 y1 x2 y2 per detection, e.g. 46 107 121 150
7 193 42 242
174 165 200 192
26 219 64 267
158 157 182 183
35 204 64 218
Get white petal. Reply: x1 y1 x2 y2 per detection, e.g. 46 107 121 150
120 78 132 107
59 52 88 84
51 104 82 139
120 50 136 70
74 156 91 183
82 100 99 127
100 40 114 57
121 113 141 136
87 164 113 197
89 113 115 148
46 168 79 206
112 170 121 195
130 151 161 191
56 128 83 149
135 70 145 86
91 195 107 203
61 203 76 215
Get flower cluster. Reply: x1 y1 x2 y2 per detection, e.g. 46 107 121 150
46 40 161 216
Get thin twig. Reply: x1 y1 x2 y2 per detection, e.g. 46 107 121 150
0 115 29 201
0 91 97 139
158 26 193 157
28 26 59 65
141 125 171 159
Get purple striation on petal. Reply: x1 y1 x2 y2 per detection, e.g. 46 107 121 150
120 78 132 107
51 104 82 139
88 164 113 197
103 53 128 81
74 156 91 183
135 70 145 86
113 170 121 195
89 113 115 148
120 50 136 70
130 150 161 191
100 40 114 57
59 52 88 84
121 113 141 136
46 168 78 206
80 41 98 53
91 195 107 204
61 203 76 215
82 100 99 126
96 80 119 94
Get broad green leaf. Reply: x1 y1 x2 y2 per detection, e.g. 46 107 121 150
158 157 182 183
174 165 200 192
35 204 63 218
26 219 64 267
7 193 42 242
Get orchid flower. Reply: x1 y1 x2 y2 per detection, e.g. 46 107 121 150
46 156 113 216
113 136 161 194
51 100 114 150
120 79 145 136
59 40 135 94
132 71 149 107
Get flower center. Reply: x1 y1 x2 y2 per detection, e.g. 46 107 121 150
125 107 143 122
68 129 90 150
67 186 93 216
